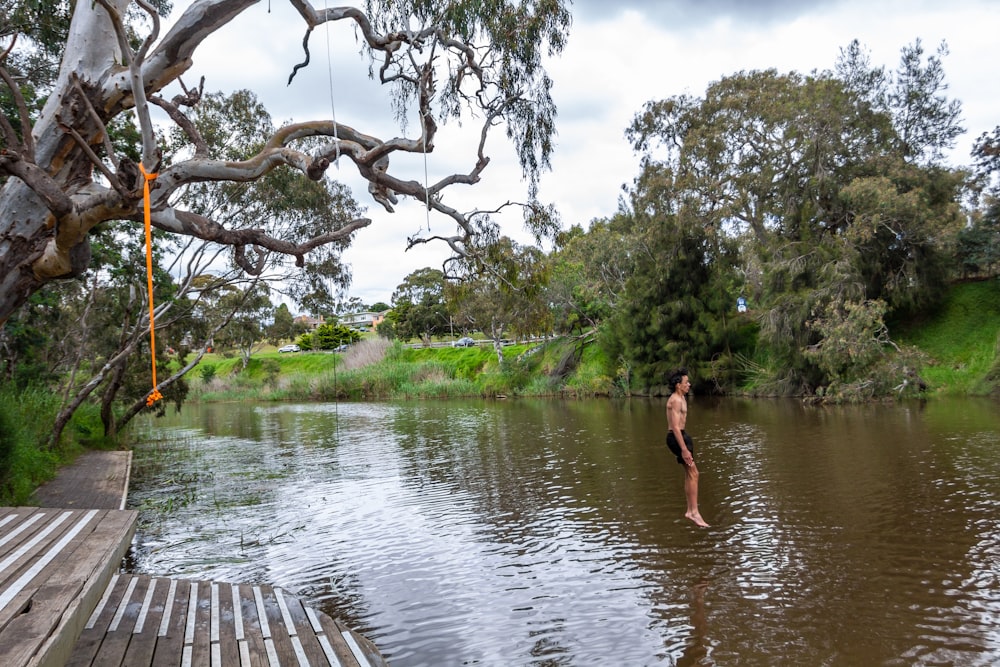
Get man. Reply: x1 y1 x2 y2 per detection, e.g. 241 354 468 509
666 367 709 527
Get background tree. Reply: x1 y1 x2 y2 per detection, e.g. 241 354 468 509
311 322 361 350
958 125 1000 279
546 219 632 337
338 297 366 315
622 39 965 395
448 237 551 363
213 281 272 369
389 268 449 345
267 303 296 344
600 161 742 392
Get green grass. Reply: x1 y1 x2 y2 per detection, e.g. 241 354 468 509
187 339 601 402
893 279 1000 395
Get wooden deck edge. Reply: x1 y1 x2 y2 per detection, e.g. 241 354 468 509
337 620 387 667
119 451 132 511
28 513 137 667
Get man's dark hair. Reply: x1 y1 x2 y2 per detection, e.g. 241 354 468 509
668 367 688 393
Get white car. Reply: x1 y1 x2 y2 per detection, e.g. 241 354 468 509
278 344 300 353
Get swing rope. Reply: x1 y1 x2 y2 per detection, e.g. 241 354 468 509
140 163 163 407
323 0 340 165
421 109 430 231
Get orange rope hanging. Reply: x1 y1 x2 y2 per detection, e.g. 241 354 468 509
140 163 163 407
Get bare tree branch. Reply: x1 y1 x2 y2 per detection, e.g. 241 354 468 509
0 61 34 158
0 0 568 325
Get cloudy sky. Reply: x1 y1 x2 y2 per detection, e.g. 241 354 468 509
164 0 998 309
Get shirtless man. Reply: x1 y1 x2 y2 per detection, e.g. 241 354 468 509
666 367 709 527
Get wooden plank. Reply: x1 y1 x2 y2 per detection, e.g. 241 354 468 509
0 510 98 655
188 580 214 667
0 510 76 602
304 607 345 667
62 573 388 667
68 573 128 666
252 584 286 666
0 508 47 562
150 578 190 667
235 583 269 667
120 576 169 667
276 587 336 667
310 608 367 667
335 618 383 667
213 581 241 667
84 574 142 666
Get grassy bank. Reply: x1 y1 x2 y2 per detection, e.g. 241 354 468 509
190 336 611 402
893 278 1000 396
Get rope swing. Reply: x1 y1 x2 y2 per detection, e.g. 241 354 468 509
323 0 340 166
140 162 163 407
421 107 430 231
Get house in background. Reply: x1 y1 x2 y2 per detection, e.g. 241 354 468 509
293 310 391 331
340 310 390 330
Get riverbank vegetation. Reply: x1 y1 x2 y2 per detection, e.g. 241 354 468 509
176 279 1000 404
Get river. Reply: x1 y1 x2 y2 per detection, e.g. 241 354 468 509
127 397 1000 666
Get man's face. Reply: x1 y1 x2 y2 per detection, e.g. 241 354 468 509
679 376 690 394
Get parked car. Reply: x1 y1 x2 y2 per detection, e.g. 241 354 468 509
278 344 300 353
452 336 476 347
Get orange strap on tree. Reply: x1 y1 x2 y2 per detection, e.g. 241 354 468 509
140 163 163 407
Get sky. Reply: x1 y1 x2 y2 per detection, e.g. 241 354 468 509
160 0 999 310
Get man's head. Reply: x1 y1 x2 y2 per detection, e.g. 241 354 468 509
668 367 689 394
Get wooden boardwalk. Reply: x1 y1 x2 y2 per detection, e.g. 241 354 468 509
72 574 382 666
31 451 132 511
0 507 136 667
1 450 389 666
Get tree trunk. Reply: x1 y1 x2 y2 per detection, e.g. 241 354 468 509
100 360 129 440
0 0 129 325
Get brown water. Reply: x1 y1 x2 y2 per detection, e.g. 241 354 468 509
127 397 1000 666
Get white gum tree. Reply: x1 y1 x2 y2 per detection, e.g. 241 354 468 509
0 0 570 325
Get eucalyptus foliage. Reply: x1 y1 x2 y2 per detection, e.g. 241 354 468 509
610 39 967 396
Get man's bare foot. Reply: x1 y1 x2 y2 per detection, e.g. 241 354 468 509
685 511 710 528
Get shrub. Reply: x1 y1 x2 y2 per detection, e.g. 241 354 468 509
199 363 217 383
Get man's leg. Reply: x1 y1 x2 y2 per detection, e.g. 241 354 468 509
684 464 709 527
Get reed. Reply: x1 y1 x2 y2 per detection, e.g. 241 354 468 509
0 387 64 504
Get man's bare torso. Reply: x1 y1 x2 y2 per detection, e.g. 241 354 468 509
667 392 687 431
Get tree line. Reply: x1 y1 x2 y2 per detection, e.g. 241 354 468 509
384 39 1000 401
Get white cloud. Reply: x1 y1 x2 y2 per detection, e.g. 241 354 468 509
161 0 1000 308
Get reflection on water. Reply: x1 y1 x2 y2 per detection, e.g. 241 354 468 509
128 398 1000 666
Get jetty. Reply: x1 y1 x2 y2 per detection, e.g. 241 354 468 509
0 450 387 666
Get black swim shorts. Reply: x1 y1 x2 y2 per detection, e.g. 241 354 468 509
666 431 694 465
